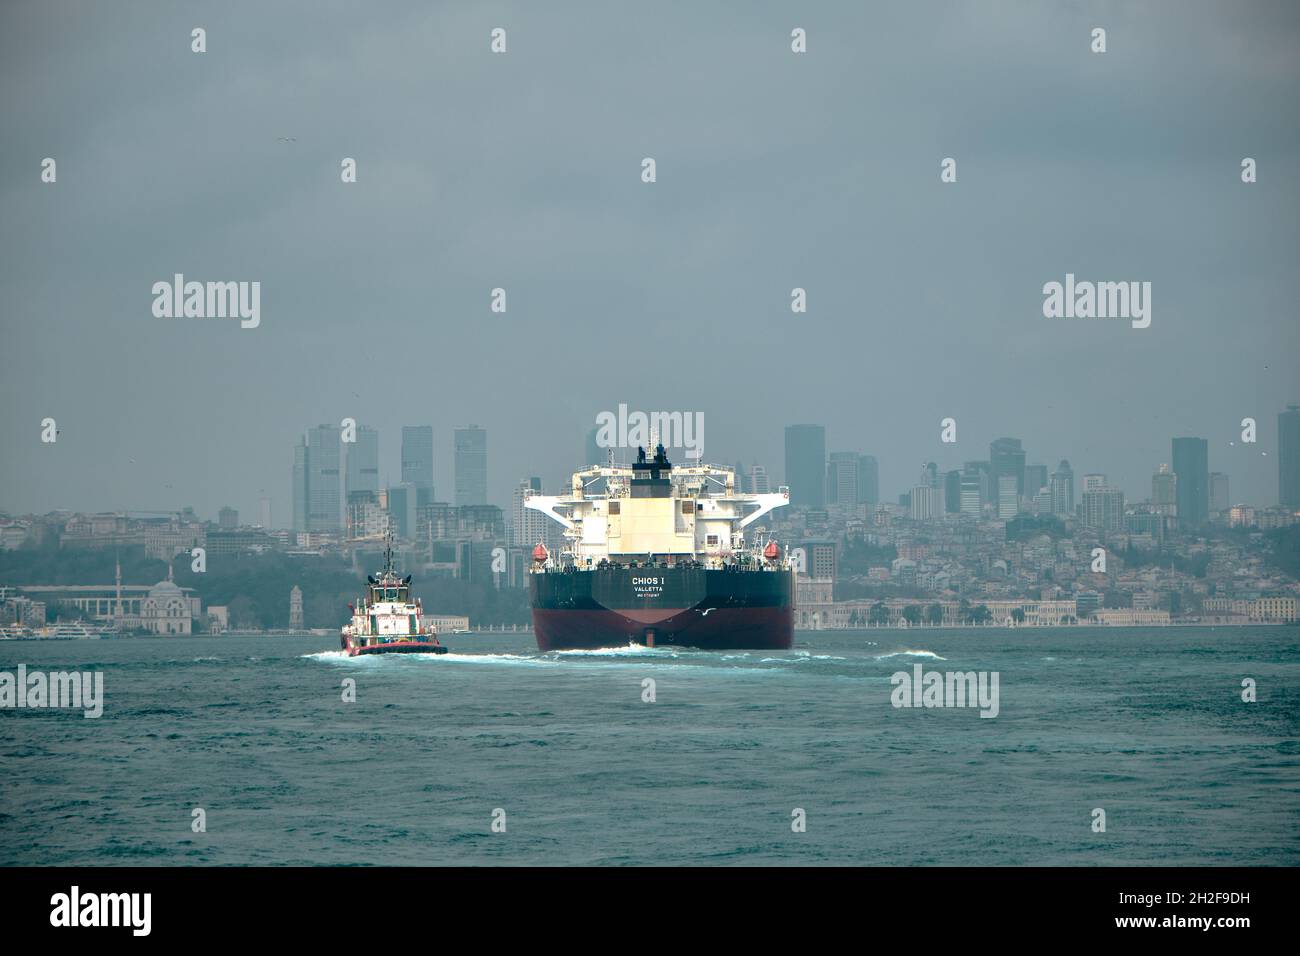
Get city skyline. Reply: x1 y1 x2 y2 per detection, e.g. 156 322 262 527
4 409 1296 529
3 4 1297 522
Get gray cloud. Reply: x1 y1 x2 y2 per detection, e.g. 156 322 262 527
2 0 1297 518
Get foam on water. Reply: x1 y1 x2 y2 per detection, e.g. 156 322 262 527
873 650 948 661
552 644 680 658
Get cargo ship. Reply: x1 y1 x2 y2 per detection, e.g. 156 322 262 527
341 538 448 656
525 444 795 650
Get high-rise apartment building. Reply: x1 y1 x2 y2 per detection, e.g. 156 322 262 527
1172 437 1209 530
1152 463 1177 516
826 452 860 506
944 469 962 513
990 438 1027 498
784 425 826 508
1024 464 1048 497
454 425 488 506
345 425 379 499
511 476 551 548
997 473 1018 519
1082 477 1125 531
857 455 879 506
401 425 434 493
292 425 343 533
1279 405 1300 509
1050 459 1075 516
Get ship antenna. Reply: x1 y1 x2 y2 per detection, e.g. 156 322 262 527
384 526 394 575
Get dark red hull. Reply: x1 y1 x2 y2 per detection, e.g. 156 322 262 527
347 640 448 656
531 566 794 651
532 605 793 651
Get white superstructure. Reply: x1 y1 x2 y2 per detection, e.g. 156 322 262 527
525 444 791 568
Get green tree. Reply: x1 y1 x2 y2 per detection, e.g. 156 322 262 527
227 595 258 630
925 603 944 625
902 604 922 625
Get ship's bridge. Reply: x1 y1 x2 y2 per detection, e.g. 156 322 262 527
524 445 790 567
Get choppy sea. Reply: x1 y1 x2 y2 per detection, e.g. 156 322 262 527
1 627 1296 865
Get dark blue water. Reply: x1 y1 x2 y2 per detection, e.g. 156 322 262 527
2 628 1297 865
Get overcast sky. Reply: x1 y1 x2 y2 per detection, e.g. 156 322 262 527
2 0 1297 521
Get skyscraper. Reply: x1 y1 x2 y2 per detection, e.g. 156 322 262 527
997 473 1018 519
857 455 879 506
1152 463 1177 516
944 469 962 513
1082 481 1125 532
826 452 859 506
512 476 551 548
990 437 1027 498
387 482 416 539
748 463 771 494
911 484 942 521
1050 460 1074 516
345 425 379 499
401 425 434 493
784 425 826 508
1172 437 1209 530
1280 405 1300 509
960 467 982 517
294 425 342 532
1024 464 1048 497
965 460 992 510
454 425 488 506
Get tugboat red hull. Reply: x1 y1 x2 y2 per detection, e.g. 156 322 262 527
345 640 448 656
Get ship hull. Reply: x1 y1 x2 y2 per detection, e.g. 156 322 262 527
347 640 448 657
529 566 794 651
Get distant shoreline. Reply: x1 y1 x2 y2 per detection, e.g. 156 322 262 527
4 621 1295 642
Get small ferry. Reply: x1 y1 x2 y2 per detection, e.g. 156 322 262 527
341 538 448 656
43 621 118 640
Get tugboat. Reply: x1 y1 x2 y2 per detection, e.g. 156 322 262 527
341 536 448 656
